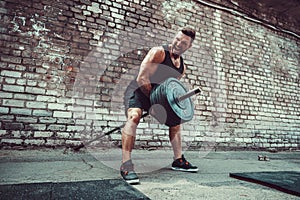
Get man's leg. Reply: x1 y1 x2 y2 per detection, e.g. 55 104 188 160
122 108 142 162
169 124 198 172
120 108 142 184
169 125 182 160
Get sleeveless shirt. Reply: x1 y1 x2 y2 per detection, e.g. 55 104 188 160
150 45 184 84
127 45 185 91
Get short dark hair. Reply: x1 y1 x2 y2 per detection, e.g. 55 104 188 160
181 27 196 41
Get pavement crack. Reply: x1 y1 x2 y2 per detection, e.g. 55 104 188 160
81 158 94 169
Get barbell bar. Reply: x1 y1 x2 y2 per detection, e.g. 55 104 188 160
177 88 201 102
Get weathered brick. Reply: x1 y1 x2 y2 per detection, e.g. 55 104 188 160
3 77 16 84
24 139 45 146
46 139 65 146
26 124 47 131
67 125 85 131
4 122 24 130
56 132 71 138
88 2 102 13
14 94 36 100
65 140 82 146
25 86 46 95
26 101 47 109
1 139 23 145
10 108 32 115
0 130 8 136
34 131 53 138
53 111 72 118
1 70 22 78
0 107 9 114
36 95 56 102
16 116 38 123
48 103 67 110
47 124 66 131
33 110 53 117
39 117 57 123
57 97 73 104
1 55 22 64
3 85 24 93
0 91 13 98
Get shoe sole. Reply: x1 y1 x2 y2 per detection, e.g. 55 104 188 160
125 179 140 184
171 167 199 172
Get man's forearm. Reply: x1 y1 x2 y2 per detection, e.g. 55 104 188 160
136 76 152 97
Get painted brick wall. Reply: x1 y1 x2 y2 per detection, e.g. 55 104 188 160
0 0 299 151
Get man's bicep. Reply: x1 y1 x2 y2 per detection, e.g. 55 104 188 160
139 47 165 76
141 47 164 65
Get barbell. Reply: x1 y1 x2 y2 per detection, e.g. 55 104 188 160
73 78 200 151
150 77 200 126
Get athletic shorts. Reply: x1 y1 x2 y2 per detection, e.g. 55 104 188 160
123 81 151 115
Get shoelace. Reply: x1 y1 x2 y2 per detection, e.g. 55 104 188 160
179 158 190 166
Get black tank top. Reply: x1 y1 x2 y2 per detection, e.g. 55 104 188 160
150 45 184 84
127 45 185 91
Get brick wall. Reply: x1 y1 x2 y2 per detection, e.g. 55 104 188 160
0 0 299 151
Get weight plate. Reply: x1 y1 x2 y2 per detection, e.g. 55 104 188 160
150 77 194 126
165 78 194 121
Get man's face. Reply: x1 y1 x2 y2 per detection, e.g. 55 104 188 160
171 31 193 57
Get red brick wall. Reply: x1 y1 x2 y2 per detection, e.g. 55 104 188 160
0 0 299 150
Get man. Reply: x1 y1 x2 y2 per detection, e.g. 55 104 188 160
121 27 198 184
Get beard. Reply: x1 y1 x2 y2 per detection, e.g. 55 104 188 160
171 45 181 59
172 53 180 59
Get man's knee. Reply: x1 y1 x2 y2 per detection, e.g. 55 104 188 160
169 124 181 133
127 108 142 125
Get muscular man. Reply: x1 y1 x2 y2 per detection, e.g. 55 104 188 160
121 28 198 184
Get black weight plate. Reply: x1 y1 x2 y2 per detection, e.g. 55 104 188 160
150 78 194 126
165 78 194 121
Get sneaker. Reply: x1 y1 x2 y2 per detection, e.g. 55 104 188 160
171 155 198 172
120 160 140 184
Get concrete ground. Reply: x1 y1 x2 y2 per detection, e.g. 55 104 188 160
0 148 299 200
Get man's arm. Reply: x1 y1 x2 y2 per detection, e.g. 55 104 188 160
136 46 165 97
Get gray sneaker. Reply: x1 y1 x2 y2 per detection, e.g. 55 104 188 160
120 160 140 184
171 155 198 172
